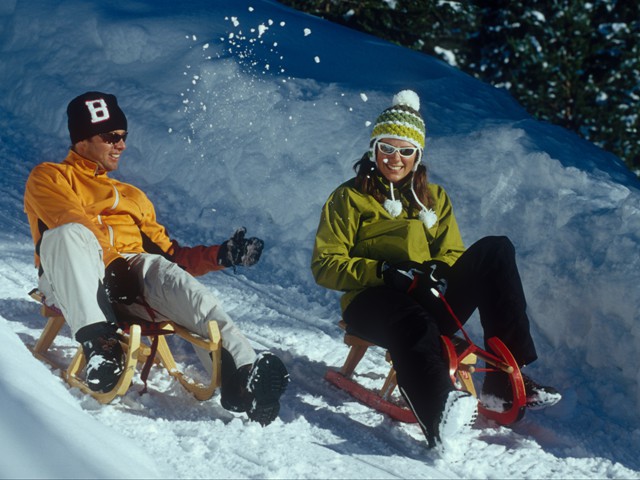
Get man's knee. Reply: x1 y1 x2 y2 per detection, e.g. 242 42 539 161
40 223 103 271
42 223 98 249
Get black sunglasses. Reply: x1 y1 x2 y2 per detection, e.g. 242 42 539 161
98 131 128 144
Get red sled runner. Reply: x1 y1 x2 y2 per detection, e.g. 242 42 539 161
325 289 526 425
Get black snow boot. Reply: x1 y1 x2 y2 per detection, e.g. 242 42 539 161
220 350 252 413
482 371 562 411
220 352 289 426
246 352 289 426
75 322 124 393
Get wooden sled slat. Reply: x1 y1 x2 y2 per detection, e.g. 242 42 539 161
152 321 222 401
31 315 66 365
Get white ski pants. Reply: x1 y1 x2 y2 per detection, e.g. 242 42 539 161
37 223 257 369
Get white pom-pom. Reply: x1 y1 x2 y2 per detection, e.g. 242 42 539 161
392 90 420 111
419 208 438 228
383 199 403 218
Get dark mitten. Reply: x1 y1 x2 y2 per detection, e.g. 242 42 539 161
104 257 140 305
420 260 450 295
378 260 425 292
217 227 264 269
378 260 452 316
404 260 452 315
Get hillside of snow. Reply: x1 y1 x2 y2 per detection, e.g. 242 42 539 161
0 0 639 478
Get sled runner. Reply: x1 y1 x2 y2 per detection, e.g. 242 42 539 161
28 289 222 404
325 290 527 425
324 322 477 423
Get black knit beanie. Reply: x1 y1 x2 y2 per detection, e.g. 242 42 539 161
67 91 127 144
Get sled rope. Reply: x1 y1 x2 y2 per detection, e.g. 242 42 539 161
120 299 173 395
432 288 508 368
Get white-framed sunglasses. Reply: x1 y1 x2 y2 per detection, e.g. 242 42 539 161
377 141 419 158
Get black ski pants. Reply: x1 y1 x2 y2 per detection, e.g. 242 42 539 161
343 236 538 414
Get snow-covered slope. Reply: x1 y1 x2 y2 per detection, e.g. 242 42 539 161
0 0 638 478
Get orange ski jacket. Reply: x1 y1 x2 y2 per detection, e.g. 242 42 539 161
24 149 223 276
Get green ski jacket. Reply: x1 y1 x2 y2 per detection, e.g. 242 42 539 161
311 177 466 312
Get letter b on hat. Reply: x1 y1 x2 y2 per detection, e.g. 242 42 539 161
85 99 111 124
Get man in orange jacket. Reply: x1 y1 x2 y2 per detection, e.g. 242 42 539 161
24 91 288 425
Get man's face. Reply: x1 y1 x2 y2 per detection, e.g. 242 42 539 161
74 130 127 172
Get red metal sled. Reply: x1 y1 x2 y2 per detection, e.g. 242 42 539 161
324 289 526 426
436 289 526 425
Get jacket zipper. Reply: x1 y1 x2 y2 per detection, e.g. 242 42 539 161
97 184 121 247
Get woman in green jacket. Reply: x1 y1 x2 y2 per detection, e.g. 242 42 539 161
311 90 561 449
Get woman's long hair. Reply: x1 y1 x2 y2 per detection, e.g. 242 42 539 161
353 153 434 211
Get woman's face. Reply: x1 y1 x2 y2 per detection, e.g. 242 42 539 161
375 137 419 183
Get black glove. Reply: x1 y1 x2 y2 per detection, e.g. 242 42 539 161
104 257 140 305
378 260 425 292
420 259 450 296
217 227 264 269
378 259 450 296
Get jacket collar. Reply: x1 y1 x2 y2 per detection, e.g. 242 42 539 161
63 149 108 177
373 169 438 228
374 170 413 201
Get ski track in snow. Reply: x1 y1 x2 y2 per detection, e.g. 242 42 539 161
2 245 638 478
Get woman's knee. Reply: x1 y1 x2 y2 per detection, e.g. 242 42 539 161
471 236 517 267
477 235 514 254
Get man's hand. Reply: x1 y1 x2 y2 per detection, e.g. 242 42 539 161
217 227 264 269
104 257 140 305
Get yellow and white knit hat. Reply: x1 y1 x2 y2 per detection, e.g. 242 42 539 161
370 90 426 168
370 90 437 228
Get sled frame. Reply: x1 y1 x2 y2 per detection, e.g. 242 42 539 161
325 317 526 425
28 289 222 404
324 321 478 424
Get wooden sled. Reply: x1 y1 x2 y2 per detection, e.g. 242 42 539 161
28 289 222 404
